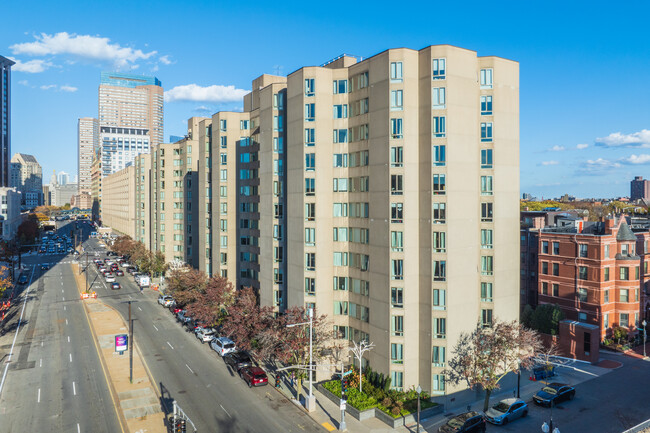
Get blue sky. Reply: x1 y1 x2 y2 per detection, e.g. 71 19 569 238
3 1 650 198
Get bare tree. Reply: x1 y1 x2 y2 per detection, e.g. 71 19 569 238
445 319 543 411
350 340 375 392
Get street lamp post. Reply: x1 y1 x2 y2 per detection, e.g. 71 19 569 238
541 401 560 433
286 308 315 412
416 385 422 433
643 320 647 358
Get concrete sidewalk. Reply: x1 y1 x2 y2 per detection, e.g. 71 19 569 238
73 264 165 433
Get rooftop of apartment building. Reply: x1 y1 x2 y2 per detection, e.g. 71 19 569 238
100 71 161 87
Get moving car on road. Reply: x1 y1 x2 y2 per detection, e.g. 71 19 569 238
210 337 236 357
484 398 528 425
115 269 124 276
18 274 28 284
240 367 268 387
105 274 116 283
438 411 486 433
111 282 121 290
41 264 49 270
533 383 575 407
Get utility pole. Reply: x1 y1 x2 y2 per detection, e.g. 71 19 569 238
128 300 133 383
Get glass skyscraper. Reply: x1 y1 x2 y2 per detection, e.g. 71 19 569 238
0 55 15 187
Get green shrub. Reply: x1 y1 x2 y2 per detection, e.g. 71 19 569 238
383 376 392 392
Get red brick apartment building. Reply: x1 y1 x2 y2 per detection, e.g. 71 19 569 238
537 216 650 341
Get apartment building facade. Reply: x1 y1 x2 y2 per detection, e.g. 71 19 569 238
0 56 14 188
537 217 648 341
78 117 99 195
10 153 42 207
102 165 136 238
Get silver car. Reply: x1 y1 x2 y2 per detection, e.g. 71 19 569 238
196 328 216 343
484 398 528 426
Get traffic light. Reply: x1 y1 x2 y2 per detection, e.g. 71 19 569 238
341 378 348 400
174 419 186 432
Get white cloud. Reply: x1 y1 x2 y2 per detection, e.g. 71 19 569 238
17 80 29 86
39 84 78 92
596 129 650 148
585 158 621 169
9 58 52 73
159 55 172 65
164 84 249 103
10 32 157 68
194 105 212 112
620 154 650 165
576 143 589 150
40 84 56 90
60 85 78 93
541 160 559 166
549 145 565 152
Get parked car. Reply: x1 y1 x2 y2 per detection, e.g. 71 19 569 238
533 383 575 407
111 282 121 290
157 295 174 307
210 337 236 357
224 351 253 371
196 328 216 343
240 367 268 387
484 398 528 425
17 274 28 284
41 264 49 270
170 306 182 314
438 412 486 433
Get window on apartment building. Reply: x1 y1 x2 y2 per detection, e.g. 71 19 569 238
333 177 348 192
391 231 403 252
433 231 446 253
636 288 639 301
305 153 316 171
480 68 493 88
273 224 282 240
542 241 549 254
333 153 348 167
604 289 609 303
220 169 227 181
332 79 347 94
391 315 404 336
333 104 348 119
433 202 446 223
481 175 493 195
305 128 315 146
432 346 446 367
272 92 284 110
620 313 629 328
390 62 403 81
620 289 629 302
578 266 589 280
579 244 588 258
305 228 316 246
305 178 315 196
305 253 316 270
481 229 493 249
220 202 227 214
220 119 227 131
433 260 446 281
481 256 494 276
481 149 493 168
481 309 493 327
481 202 493 222
219 219 227 232
333 129 347 143
577 288 588 302
480 122 493 142
433 289 446 309
273 115 284 131
274 268 283 285
622 244 629 256
620 267 629 281
220 236 227 247
333 227 348 242
391 343 404 365
542 282 548 295
552 283 559 297
305 78 315 96
431 374 445 393
304 278 316 296
391 287 403 308
391 203 403 223
333 203 348 217
240 120 249 130
433 145 446 166
432 58 446 80
390 146 403 167
552 263 559 276
602 313 609 329
481 95 493 115
433 318 446 339
432 116 446 137
635 266 640 280
549 241 558 255
603 244 610 258
432 87 446 108
390 90 403 110
481 282 493 302
391 371 404 391
433 174 446 195
273 247 283 263
578 312 587 322
305 103 315 121
273 181 283 197
391 118 403 139
305 203 315 221
219 153 227 166
391 174 403 195
391 259 404 280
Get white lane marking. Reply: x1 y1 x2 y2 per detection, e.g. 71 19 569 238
221 404 232 418
39 359 42 367
62 297 65 301
66 319 68 325
153 324 159 331
186 364 194 374
67 336 70 343
137 306 142 311
37 388 40 403
41 341 43 347
77 424 80 433
64 306 66 311
167 341 174 350
69 353 72 363
73 381 76 396
0 266 36 397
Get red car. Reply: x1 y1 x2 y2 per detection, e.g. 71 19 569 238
171 307 182 314
240 367 268 387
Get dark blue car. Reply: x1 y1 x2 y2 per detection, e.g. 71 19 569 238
533 383 575 407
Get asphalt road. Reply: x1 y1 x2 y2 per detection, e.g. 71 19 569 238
77 221 323 433
0 222 121 433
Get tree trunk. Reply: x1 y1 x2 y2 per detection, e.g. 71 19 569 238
483 388 492 412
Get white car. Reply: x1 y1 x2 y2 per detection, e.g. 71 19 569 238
105 274 116 283
196 328 216 344
210 337 236 357
157 295 174 307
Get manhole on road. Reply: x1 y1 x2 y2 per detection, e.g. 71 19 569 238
177 390 187 394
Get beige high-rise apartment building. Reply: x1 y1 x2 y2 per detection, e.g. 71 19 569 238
102 165 136 237
78 117 98 195
134 153 152 248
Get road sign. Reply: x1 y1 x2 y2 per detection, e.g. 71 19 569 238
115 334 128 352
339 399 346 411
342 369 353 376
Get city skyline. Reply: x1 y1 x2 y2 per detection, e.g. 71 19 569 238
3 2 650 198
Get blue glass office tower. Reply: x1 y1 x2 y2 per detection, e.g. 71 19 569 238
0 56 14 187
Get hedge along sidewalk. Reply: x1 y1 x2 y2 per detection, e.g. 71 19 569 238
72 263 166 433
